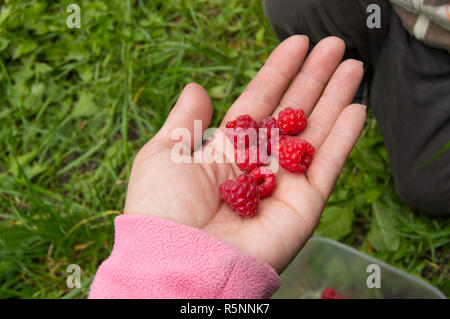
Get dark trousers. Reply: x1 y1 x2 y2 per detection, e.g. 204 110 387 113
263 0 450 215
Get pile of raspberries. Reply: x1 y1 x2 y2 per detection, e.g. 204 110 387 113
219 107 315 217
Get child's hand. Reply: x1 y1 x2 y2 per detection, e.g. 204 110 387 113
124 35 365 273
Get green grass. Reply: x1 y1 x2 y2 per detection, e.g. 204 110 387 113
0 0 448 298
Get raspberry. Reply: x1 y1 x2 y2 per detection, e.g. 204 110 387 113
259 116 279 155
277 107 307 135
321 287 337 299
236 174 255 184
277 136 315 173
235 145 269 174
219 174 260 217
250 167 276 198
321 287 347 299
226 115 258 149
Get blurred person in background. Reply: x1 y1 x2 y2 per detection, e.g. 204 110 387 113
263 0 450 216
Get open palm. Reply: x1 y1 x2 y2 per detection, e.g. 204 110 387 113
124 36 366 273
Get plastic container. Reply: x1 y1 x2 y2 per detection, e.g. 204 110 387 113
272 237 446 299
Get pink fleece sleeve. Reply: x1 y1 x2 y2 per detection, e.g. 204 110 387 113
89 215 280 299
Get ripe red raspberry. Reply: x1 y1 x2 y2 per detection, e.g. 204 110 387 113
250 167 276 198
219 174 260 217
277 136 315 173
235 145 269 174
226 115 258 149
277 107 307 135
236 174 255 184
321 287 337 299
259 116 279 155
321 287 347 299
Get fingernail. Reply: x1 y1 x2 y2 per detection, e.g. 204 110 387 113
358 60 364 66
361 104 367 110
301 34 309 42
184 82 195 91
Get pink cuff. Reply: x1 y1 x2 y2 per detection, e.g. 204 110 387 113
89 215 280 299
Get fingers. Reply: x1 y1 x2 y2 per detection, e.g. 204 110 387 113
155 83 213 151
273 37 346 117
220 35 309 126
306 104 366 202
298 59 364 148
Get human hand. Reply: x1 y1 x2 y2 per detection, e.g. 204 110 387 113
124 35 366 273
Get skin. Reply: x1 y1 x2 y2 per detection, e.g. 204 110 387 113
124 35 366 274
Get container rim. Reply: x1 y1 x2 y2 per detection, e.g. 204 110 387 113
306 236 446 299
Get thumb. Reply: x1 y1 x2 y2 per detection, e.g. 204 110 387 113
155 82 213 151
